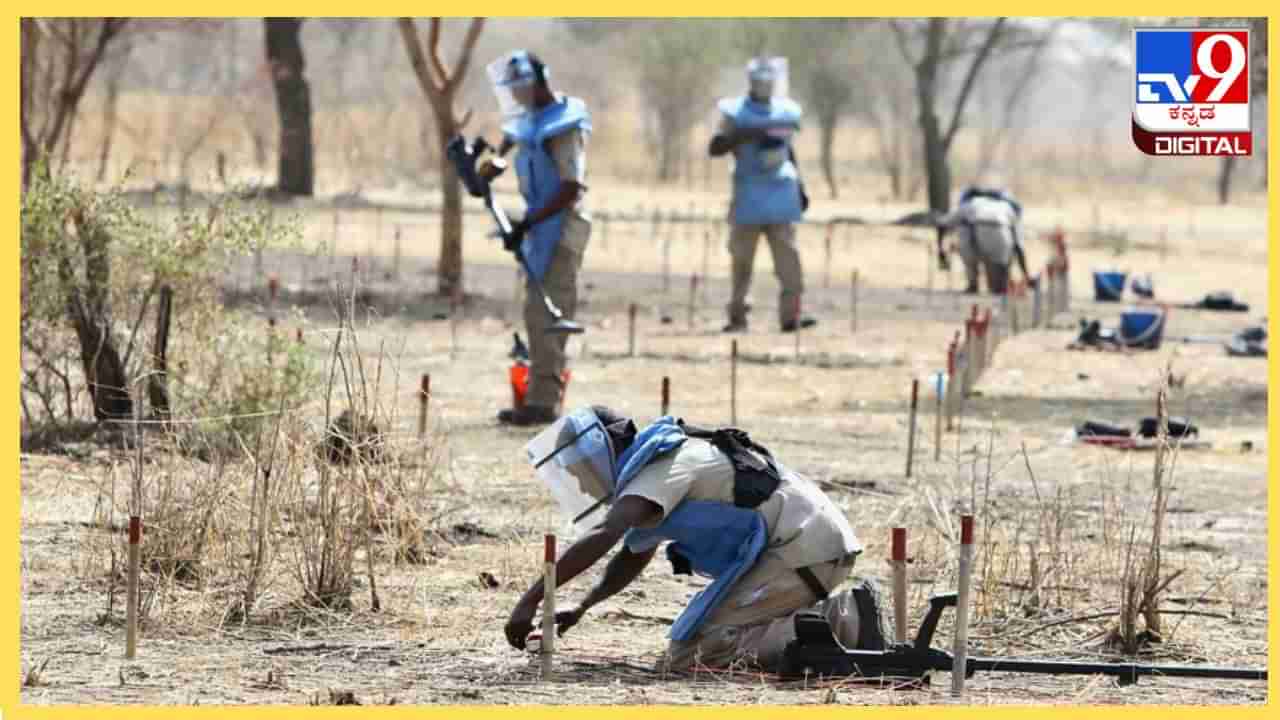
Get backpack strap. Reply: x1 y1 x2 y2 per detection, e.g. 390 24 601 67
677 419 782 509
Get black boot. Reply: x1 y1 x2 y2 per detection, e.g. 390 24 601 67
497 405 559 427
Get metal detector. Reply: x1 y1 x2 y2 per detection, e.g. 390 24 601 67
446 135 584 336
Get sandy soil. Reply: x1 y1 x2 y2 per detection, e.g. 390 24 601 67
19 191 1269 706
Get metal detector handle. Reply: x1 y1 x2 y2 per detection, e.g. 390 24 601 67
914 592 958 651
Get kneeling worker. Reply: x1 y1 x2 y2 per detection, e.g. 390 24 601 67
503 406 888 671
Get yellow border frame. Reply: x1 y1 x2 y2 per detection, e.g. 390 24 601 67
6 7 1276 716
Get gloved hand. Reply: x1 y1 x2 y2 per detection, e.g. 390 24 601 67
799 182 810 213
554 605 586 636
505 218 531 253
504 601 537 649
938 248 951 271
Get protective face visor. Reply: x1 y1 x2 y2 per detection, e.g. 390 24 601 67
747 56 789 101
487 50 542 117
525 408 619 534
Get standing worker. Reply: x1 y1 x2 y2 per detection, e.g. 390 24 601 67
942 185 1035 295
504 406 889 672
488 50 592 426
709 57 816 333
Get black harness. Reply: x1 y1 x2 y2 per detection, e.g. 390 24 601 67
664 420 835 600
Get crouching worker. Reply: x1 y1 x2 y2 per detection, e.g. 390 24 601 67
943 185 1034 295
503 406 888 672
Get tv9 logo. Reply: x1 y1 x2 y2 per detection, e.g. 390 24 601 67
1132 28 1252 156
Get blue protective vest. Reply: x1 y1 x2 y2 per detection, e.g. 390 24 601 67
718 96 804 226
619 422 771 642
503 96 592 281
626 500 768 641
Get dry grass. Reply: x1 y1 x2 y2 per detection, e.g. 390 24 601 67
20 123 1268 705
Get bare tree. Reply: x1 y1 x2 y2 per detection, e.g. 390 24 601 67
21 18 131 190
95 37 133 183
890 18 1010 213
265 18 314 196
974 21 1062 179
398 17 485 297
1211 17 1267 204
631 20 728 183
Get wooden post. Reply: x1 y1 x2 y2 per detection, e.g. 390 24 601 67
661 377 670 417
934 368 944 461
968 305 982 379
823 223 833 290
417 374 430 438
1031 278 1043 329
688 274 698 332
730 339 738 425
905 379 919 478
126 398 143 660
267 273 279 329
541 534 556 680
962 312 975 397
125 515 141 660
952 515 975 697
392 224 402 281
850 270 859 335
945 333 959 432
892 528 908 644
628 303 637 357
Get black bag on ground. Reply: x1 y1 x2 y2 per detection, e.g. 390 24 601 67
1077 420 1131 438
1138 416 1198 439
1199 291 1249 312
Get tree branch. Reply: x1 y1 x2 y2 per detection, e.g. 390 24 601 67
427 18 449 88
888 19 917 67
943 17 1006 152
397 18 444 103
443 18 485 96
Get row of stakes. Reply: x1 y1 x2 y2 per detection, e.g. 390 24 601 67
533 519 979 694
119 241 1067 666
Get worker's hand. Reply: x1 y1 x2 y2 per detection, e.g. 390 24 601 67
798 182 810 213
504 602 538 650
504 218 530 253
734 126 770 144
554 605 586 636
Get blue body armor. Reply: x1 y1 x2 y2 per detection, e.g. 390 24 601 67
503 96 591 281
718 96 804 226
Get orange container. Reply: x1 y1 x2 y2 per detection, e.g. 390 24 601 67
510 363 572 414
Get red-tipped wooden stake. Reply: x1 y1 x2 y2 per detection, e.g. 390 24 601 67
541 534 556 679
952 515 975 697
892 528 908 644
125 515 141 659
417 374 431 438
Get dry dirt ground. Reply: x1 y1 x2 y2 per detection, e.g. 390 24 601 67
19 191 1270 706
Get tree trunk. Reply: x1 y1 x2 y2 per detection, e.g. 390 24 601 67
1217 154 1237 205
96 69 123 183
921 108 951 213
819 116 839 199
436 128 464 296
265 18 314 196
60 220 132 422
147 285 172 421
